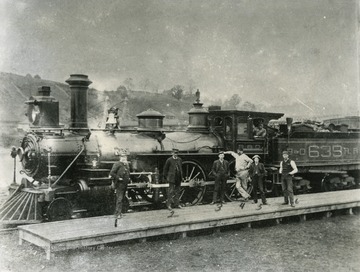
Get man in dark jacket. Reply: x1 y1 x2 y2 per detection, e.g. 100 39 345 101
211 151 230 204
249 155 267 205
109 151 131 222
163 149 183 209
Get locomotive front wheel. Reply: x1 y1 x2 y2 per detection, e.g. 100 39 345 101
179 161 206 206
46 197 72 221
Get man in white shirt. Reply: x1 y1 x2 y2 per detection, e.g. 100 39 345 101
224 147 253 200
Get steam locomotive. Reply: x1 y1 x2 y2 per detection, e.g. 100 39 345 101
1 74 359 225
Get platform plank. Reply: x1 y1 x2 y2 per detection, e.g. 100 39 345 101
18 189 360 260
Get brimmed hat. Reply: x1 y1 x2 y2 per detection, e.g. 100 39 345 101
172 148 179 153
252 155 260 159
219 151 224 155
282 150 289 155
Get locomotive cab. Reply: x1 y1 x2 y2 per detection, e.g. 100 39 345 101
208 107 283 159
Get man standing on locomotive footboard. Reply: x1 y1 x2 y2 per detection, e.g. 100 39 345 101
279 150 298 207
109 151 131 220
164 149 183 210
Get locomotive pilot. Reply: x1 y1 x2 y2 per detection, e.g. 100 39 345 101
109 150 131 221
163 148 183 210
279 150 298 207
224 147 252 201
210 151 230 204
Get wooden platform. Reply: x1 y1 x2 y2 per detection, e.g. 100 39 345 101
18 189 360 260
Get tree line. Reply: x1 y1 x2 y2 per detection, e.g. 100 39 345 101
105 77 258 111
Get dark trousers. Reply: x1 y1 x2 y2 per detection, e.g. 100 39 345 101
167 182 181 208
213 174 227 202
281 174 294 204
115 183 128 217
252 175 267 204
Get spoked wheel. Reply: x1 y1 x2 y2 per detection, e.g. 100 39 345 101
225 179 253 201
46 197 72 221
133 174 166 203
179 161 206 206
225 160 253 201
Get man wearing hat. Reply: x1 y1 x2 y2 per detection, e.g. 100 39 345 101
224 147 253 200
109 150 131 222
164 149 183 209
279 150 298 207
249 155 267 205
210 151 230 204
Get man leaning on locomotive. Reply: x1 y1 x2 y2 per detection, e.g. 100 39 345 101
224 147 252 201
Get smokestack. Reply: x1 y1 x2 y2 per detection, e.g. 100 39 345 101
65 74 92 130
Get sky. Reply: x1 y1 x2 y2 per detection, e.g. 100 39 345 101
1 0 359 117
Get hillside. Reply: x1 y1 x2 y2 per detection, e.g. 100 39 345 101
0 72 194 128
0 72 357 129
0 72 72 123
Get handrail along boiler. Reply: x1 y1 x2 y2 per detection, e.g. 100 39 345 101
0 74 359 224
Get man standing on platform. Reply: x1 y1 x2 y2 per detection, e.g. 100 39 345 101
279 150 298 207
109 150 131 225
164 149 183 210
249 155 267 205
224 147 253 200
211 151 230 205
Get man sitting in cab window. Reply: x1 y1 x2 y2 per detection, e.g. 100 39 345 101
253 122 267 138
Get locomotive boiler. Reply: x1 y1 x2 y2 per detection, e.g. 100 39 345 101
1 74 359 225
